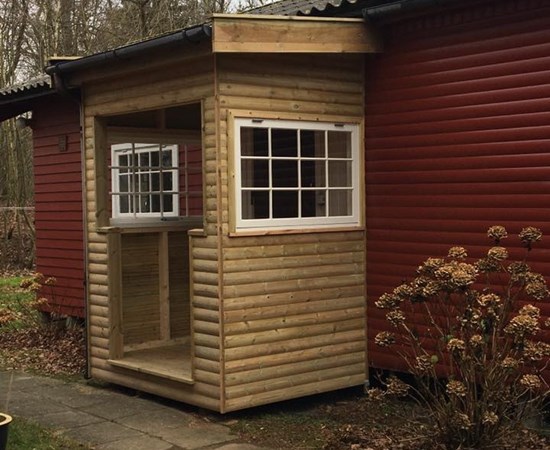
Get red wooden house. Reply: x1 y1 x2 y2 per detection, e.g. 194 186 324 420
0 0 548 410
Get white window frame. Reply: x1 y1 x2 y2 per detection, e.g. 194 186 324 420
234 118 361 231
111 143 179 221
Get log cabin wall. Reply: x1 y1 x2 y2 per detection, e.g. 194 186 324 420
364 0 550 376
32 97 85 317
83 45 223 410
216 53 367 412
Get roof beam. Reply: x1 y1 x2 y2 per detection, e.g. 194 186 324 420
212 14 382 53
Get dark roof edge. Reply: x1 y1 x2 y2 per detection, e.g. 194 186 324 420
363 0 461 21
45 23 212 76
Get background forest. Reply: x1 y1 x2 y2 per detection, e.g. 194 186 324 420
0 0 263 268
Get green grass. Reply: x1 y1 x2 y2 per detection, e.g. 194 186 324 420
7 417 90 449
0 276 37 331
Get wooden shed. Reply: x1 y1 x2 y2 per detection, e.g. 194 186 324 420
0 80 85 317
43 14 380 412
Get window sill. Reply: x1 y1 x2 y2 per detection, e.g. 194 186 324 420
228 225 365 237
97 217 203 234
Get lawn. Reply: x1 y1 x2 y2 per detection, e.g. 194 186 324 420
8 417 90 450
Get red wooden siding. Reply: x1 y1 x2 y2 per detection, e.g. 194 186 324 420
179 144 203 216
32 97 85 317
365 1 550 374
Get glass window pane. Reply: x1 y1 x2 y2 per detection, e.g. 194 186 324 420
119 154 129 167
300 130 325 158
272 128 297 157
151 194 161 212
301 160 325 188
273 191 298 218
139 152 150 167
272 160 298 187
162 149 173 167
119 195 130 214
328 131 351 158
140 195 150 213
151 151 159 167
302 190 326 217
329 190 352 216
139 174 150 192
151 173 160 191
163 172 173 191
241 159 269 188
119 175 129 193
163 194 173 213
242 190 269 219
241 127 268 157
328 161 352 187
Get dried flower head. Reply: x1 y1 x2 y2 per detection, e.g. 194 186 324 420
482 411 499 426
452 412 472 430
417 258 445 276
435 262 478 291
501 357 520 370
487 246 508 262
469 335 484 348
393 283 415 300
504 313 540 340
524 341 550 361
448 247 467 259
385 376 409 397
519 227 542 249
44 277 57 286
374 331 395 347
386 309 405 327
519 374 542 391
487 226 508 243
478 293 501 308
519 304 540 318
508 261 530 279
0 308 17 325
366 388 385 402
415 355 435 373
477 257 501 273
447 338 466 353
375 292 401 310
447 380 467 397
524 273 549 301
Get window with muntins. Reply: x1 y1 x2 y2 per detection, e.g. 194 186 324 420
234 118 361 230
111 143 179 219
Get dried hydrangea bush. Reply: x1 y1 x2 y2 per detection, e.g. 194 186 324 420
371 226 550 449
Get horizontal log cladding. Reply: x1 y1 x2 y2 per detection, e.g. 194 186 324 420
365 2 550 380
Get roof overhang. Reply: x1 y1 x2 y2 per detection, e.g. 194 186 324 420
212 14 382 53
0 77 54 122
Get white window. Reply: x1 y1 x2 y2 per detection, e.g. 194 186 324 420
234 118 361 230
111 143 179 219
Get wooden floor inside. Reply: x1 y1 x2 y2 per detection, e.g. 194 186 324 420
109 341 193 384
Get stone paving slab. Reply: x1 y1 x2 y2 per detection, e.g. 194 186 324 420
2 370 273 450
62 420 142 445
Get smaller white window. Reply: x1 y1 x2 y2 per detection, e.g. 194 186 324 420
111 143 179 219
234 118 361 231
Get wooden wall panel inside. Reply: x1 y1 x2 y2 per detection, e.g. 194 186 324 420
364 2 550 375
168 231 191 338
121 233 160 345
32 96 85 317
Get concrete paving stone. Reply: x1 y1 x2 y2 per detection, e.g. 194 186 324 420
62 420 140 445
30 409 104 429
115 407 192 433
79 394 166 420
9 398 68 418
94 434 175 450
213 444 273 450
156 425 235 449
43 384 113 409
7 374 61 392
